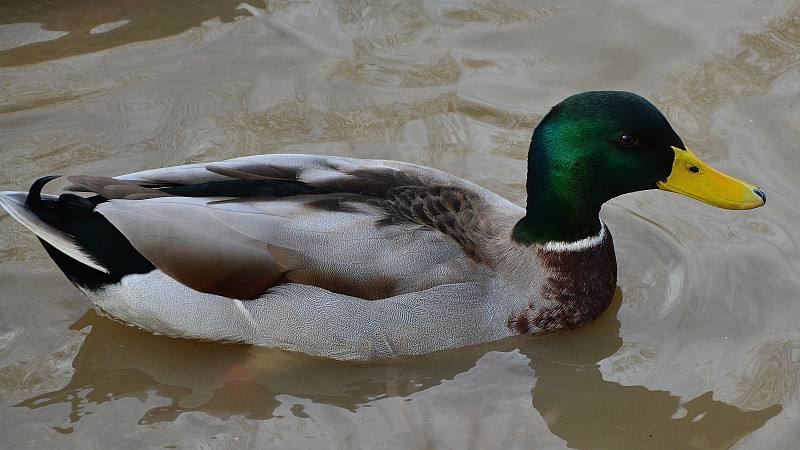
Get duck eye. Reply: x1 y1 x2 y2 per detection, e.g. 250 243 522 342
618 135 639 147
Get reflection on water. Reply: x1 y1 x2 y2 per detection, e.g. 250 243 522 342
0 0 251 67
526 297 780 449
9 291 780 447
2 0 800 447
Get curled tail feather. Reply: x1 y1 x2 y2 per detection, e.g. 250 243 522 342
1 177 110 274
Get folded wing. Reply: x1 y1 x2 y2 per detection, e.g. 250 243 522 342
74 154 513 300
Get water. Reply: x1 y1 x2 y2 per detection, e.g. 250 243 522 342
1 0 799 447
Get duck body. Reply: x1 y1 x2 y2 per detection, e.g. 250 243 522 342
1 155 616 359
0 91 764 360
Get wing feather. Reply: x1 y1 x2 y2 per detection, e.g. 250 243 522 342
76 154 520 299
96 197 286 299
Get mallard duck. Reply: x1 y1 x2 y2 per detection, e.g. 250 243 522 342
0 91 765 360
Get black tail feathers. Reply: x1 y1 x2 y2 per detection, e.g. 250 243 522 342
20 175 156 289
25 175 61 214
25 176 104 223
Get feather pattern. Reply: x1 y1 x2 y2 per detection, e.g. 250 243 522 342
89 155 512 300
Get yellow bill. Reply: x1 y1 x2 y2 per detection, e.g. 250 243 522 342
657 146 766 210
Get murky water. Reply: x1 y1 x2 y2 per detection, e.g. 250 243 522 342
1 0 799 447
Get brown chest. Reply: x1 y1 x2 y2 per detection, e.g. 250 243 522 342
506 228 617 334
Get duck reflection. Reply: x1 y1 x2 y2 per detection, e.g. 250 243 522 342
520 291 782 448
17 289 780 446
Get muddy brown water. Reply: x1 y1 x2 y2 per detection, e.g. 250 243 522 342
1 1 799 447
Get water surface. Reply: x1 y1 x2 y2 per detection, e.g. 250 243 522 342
1 0 799 447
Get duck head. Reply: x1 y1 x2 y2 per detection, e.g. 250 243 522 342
514 91 765 245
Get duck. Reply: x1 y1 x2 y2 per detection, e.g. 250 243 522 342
0 91 766 360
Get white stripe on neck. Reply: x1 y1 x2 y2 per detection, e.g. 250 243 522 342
541 220 605 252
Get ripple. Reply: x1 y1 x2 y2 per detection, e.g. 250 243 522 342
0 327 88 405
0 23 68 52
89 19 131 35
657 2 800 157
439 0 563 25
329 54 461 88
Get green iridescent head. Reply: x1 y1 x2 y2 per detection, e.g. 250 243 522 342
514 91 764 244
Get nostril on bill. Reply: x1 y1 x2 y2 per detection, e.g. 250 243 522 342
754 189 766 204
